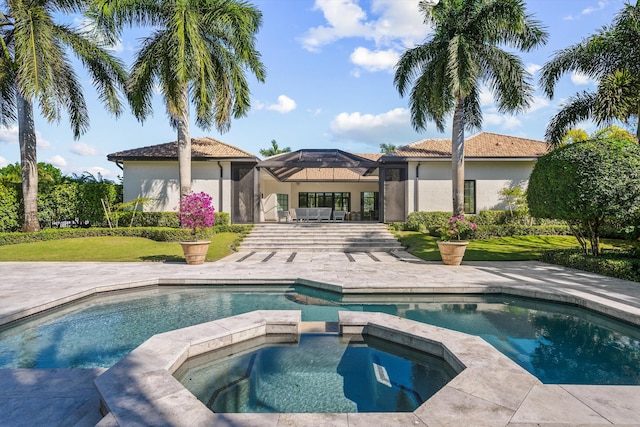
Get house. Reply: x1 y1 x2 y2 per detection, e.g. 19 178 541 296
107 132 549 223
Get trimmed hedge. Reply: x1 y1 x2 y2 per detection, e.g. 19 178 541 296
402 211 570 238
541 249 640 282
113 211 231 229
0 224 253 246
470 224 571 239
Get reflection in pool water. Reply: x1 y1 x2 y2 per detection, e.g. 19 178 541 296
175 334 456 413
0 285 638 385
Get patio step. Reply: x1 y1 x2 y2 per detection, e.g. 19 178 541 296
238 223 404 252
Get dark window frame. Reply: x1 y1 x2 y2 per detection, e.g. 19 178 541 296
464 180 476 214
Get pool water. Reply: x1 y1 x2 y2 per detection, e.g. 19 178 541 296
175 334 456 413
0 285 639 385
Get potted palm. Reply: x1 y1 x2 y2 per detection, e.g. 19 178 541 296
436 215 477 265
177 192 216 265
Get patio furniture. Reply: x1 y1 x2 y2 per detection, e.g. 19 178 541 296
317 208 331 221
333 210 346 222
277 210 291 222
294 207 332 222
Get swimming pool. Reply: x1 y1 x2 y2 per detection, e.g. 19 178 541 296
0 285 638 385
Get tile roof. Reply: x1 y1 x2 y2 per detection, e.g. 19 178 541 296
107 137 256 161
392 132 550 159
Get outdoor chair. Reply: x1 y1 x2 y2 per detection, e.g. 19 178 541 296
333 210 346 221
277 210 291 222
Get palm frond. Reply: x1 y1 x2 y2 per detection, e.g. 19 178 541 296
595 69 640 123
52 23 127 117
478 44 533 113
545 91 597 145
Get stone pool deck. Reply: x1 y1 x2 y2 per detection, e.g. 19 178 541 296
0 254 639 426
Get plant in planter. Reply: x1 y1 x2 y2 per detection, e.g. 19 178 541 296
436 215 477 265
177 192 216 265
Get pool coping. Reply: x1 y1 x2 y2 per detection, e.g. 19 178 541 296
3 276 640 329
93 310 640 426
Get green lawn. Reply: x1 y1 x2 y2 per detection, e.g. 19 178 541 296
396 232 630 261
0 233 240 262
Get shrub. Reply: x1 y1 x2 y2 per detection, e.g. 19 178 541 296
469 224 571 239
0 183 20 232
214 212 230 226
0 224 253 246
471 210 507 225
528 137 640 256
541 249 640 282
406 211 452 232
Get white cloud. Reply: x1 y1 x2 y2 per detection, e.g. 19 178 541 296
350 47 399 72
47 155 67 168
582 1 606 15
0 156 8 167
526 63 542 75
484 113 522 130
0 126 18 145
564 1 607 21
266 95 297 114
70 142 99 156
300 0 429 52
0 126 51 148
571 71 594 86
307 108 323 116
501 116 522 130
329 108 415 145
527 96 550 113
479 86 493 107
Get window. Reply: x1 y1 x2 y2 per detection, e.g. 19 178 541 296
276 194 289 211
298 192 350 211
464 180 476 214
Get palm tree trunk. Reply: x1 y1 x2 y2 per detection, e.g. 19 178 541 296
176 85 191 203
451 97 465 217
17 94 40 232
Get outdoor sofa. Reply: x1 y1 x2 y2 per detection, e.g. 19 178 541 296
294 208 332 222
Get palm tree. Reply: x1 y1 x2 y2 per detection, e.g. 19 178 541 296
394 0 547 216
0 6 127 232
259 139 290 157
540 2 640 145
92 0 266 203
379 143 396 154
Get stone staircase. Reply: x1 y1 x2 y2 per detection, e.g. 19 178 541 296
238 223 403 252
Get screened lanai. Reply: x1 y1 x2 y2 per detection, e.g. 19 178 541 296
253 149 407 223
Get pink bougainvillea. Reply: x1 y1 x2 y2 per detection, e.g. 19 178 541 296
437 215 477 241
177 192 216 237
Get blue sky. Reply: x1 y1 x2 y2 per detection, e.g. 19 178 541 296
0 0 630 180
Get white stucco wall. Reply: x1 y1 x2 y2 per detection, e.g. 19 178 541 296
121 161 231 212
407 160 535 213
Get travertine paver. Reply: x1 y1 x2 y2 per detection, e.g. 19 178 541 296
1 257 640 426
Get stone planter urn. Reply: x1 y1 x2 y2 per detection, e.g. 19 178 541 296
180 241 211 265
437 241 469 266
